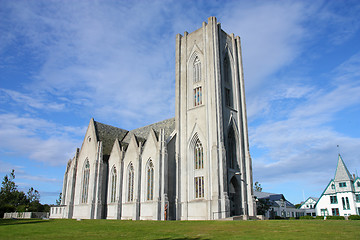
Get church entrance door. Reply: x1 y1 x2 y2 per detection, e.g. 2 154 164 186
229 176 241 216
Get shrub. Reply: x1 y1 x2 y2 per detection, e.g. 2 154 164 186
348 215 360 220
300 215 314 219
274 216 285 220
316 216 325 220
326 216 345 220
289 217 297 220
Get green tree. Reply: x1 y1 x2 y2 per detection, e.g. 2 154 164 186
294 203 302 209
256 198 271 215
254 181 262 192
27 187 40 203
0 169 48 216
56 192 62 205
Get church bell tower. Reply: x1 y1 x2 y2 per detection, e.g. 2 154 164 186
175 17 255 220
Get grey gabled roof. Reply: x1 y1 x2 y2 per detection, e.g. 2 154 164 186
93 121 128 156
122 118 175 144
93 118 175 155
334 154 353 182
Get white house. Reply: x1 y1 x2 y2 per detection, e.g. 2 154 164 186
299 197 318 216
50 17 256 220
315 155 360 217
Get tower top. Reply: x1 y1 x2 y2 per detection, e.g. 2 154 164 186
334 154 353 181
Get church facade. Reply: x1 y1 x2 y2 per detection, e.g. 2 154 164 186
50 17 256 220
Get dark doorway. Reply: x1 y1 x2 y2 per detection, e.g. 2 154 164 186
229 176 241 216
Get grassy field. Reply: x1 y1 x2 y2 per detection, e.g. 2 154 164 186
0 219 359 239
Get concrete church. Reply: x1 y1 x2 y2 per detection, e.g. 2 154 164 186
50 17 256 220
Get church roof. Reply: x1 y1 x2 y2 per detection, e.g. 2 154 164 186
93 121 128 156
93 118 175 155
334 154 353 182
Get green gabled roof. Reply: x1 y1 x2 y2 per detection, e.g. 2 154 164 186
334 154 353 182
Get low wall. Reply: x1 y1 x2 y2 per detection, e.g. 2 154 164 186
3 212 49 219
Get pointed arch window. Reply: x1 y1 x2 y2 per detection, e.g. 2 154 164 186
193 138 204 199
193 56 201 83
224 55 233 107
81 160 90 203
127 163 134 202
224 55 231 83
227 128 237 169
194 87 202 106
147 160 154 201
195 140 203 169
110 166 117 203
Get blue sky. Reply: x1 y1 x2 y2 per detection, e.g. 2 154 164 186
0 0 359 205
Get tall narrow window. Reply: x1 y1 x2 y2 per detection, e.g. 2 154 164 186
81 160 90 203
195 176 204 198
195 140 203 169
193 56 201 83
194 87 202 106
225 88 231 107
346 197 350 210
127 163 134 202
342 197 350 210
224 55 231 83
147 160 154 201
227 129 237 169
110 166 117 203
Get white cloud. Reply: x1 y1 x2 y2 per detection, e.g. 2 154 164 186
0 113 83 165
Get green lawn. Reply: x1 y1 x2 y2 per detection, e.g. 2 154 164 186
0 219 359 239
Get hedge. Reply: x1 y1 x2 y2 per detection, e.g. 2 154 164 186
326 216 345 220
348 215 360 220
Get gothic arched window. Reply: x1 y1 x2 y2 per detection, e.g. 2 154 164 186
81 160 90 203
224 55 233 107
110 166 117 203
227 128 237 169
193 56 201 83
195 140 203 169
224 55 231 83
147 160 154 201
194 138 204 199
127 163 134 202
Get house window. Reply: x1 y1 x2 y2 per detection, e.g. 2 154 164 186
331 208 339 216
346 197 350 210
147 160 154 201
355 194 360 202
194 140 203 169
339 182 346 187
194 87 202 106
127 163 134 202
331 183 335 189
193 56 201 83
81 160 90 203
342 197 350 210
195 176 204 198
110 166 117 203
357 182 360 187
358 207 360 215
330 196 337 204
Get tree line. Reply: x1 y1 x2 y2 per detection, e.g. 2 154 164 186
0 170 50 218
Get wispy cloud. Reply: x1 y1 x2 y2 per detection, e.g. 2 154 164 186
0 113 83 165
